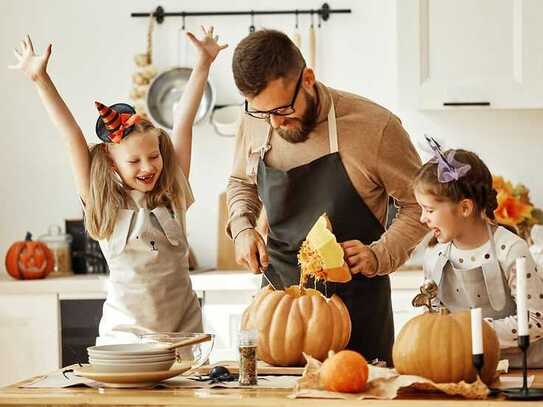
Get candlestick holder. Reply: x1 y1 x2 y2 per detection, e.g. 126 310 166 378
501 335 543 400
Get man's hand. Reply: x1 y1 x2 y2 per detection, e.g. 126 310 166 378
341 240 378 277
234 228 269 274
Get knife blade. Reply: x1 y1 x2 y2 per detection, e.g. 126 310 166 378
260 268 282 290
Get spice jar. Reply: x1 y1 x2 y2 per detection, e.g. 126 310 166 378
238 329 257 385
39 225 73 275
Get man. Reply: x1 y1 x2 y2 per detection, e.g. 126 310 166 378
227 30 427 365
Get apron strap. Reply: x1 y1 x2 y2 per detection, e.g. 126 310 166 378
108 209 135 256
328 100 338 153
481 224 507 311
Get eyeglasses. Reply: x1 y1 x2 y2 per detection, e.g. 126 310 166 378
244 64 306 120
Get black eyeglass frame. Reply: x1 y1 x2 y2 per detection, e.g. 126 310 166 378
244 64 306 119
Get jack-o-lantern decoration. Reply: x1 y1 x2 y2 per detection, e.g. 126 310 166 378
5 232 54 280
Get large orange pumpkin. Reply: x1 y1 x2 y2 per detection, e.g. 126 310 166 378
392 309 500 385
5 232 54 280
241 286 351 366
320 350 369 393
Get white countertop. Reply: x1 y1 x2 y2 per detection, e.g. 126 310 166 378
0 268 423 298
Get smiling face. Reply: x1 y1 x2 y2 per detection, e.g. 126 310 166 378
414 187 467 244
107 130 163 192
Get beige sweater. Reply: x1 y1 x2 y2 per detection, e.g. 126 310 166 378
226 82 428 275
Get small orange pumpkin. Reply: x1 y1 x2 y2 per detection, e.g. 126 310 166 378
5 232 54 280
320 350 369 393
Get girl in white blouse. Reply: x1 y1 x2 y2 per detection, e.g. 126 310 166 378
414 140 543 367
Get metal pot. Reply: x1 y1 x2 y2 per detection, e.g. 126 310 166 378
146 67 215 130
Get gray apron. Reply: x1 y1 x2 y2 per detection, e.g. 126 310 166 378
97 190 202 344
430 224 543 367
256 100 394 365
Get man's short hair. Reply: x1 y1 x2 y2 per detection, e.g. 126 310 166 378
232 29 305 98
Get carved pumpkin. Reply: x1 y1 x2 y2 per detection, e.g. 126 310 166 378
5 232 54 280
320 350 369 393
241 286 351 366
392 309 500 385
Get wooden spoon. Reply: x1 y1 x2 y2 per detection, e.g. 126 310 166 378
162 333 212 351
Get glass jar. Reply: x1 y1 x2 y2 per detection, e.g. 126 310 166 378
238 329 257 385
39 225 73 275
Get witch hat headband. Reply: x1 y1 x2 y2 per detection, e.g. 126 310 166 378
95 102 141 143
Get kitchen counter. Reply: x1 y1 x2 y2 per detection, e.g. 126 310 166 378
0 368 542 406
0 268 424 298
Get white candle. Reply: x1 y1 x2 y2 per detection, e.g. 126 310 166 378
471 308 483 355
516 257 529 336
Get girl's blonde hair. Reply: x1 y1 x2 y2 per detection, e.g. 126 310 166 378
85 120 185 240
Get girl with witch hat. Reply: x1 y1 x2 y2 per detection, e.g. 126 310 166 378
9 28 227 344
414 137 543 367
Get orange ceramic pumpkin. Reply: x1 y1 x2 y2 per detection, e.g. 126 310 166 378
241 286 351 366
5 232 54 280
320 350 369 393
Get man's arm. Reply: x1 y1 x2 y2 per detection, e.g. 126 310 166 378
226 117 268 272
370 115 428 275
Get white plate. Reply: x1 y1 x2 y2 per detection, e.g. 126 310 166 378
88 353 176 362
88 343 174 357
74 364 190 388
89 359 175 373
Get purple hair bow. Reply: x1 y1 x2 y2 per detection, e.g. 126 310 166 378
425 135 471 183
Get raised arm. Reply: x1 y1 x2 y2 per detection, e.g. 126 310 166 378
171 26 227 178
9 35 90 201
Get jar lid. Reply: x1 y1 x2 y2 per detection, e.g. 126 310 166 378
39 225 73 246
239 329 257 346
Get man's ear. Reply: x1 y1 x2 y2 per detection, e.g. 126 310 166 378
460 198 475 217
303 67 316 89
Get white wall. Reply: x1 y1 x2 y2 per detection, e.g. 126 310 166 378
0 0 541 273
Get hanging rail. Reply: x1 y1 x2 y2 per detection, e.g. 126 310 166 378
131 3 351 24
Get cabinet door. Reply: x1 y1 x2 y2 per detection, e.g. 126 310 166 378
398 0 543 109
0 294 60 386
391 290 423 336
201 290 256 363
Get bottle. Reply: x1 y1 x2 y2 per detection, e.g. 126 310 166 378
39 225 73 275
238 329 257 385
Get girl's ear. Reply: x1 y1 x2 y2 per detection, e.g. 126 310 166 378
460 198 475 217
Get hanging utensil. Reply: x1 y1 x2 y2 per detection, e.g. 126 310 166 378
292 10 301 48
249 11 256 33
146 21 215 130
308 11 316 71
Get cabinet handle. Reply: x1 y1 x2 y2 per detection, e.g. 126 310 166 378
443 102 490 107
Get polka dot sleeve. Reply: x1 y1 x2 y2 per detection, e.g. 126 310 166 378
485 239 543 348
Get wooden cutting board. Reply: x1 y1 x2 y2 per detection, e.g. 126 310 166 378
194 361 304 376
217 191 243 270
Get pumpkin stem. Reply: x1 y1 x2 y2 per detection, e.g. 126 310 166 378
25 232 32 241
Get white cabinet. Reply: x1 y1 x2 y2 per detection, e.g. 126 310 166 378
391 289 423 336
0 294 60 386
397 0 543 109
201 290 256 363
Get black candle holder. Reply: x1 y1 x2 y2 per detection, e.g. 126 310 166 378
472 352 501 397
501 335 543 400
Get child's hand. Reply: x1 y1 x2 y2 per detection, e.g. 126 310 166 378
8 35 52 82
186 26 228 67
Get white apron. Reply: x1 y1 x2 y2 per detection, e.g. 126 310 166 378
428 224 543 367
96 190 202 344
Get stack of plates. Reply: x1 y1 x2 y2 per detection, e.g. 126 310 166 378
87 343 176 373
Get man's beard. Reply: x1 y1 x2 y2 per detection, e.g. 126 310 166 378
276 91 318 144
